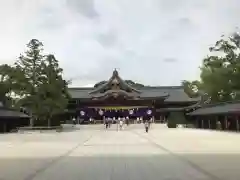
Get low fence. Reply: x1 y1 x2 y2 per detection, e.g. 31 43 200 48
18 126 62 133
17 124 80 133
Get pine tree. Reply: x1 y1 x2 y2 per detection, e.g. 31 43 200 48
14 39 44 126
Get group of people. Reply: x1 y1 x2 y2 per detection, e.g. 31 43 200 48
104 117 152 133
104 117 127 130
72 116 152 133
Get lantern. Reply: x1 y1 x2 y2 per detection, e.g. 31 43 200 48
147 109 152 115
129 109 134 115
80 111 85 116
99 109 104 116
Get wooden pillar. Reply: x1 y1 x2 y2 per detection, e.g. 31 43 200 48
3 122 6 133
197 117 199 128
236 116 239 132
224 116 228 130
208 119 211 129
201 119 204 129
195 117 198 128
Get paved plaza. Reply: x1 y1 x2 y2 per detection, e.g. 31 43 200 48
0 124 240 180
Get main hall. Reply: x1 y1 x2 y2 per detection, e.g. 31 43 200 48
66 69 200 124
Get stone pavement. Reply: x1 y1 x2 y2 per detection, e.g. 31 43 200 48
0 124 240 180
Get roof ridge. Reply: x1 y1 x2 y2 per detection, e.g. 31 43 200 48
89 70 140 94
200 100 240 108
140 86 183 89
69 87 94 90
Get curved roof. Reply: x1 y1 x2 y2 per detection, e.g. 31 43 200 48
0 108 29 118
68 86 199 102
90 89 169 100
91 90 138 99
68 70 200 102
89 69 140 94
188 100 240 116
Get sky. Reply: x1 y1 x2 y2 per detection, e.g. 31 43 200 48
0 0 240 87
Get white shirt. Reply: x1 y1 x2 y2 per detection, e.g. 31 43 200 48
145 122 149 127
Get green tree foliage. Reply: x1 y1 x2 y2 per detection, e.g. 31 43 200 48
14 39 44 125
183 32 240 103
0 64 12 97
182 80 202 98
38 54 70 126
14 39 44 96
11 39 70 126
200 32 240 102
0 64 19 107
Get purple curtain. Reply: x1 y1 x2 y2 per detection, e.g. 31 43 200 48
79 107 155 118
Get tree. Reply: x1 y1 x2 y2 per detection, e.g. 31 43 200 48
0 39 70 126
0 64 11 100
0 64 19 107
37 54 70 126
199 33 240 102
15 39 44 94
184 32 240 103
14 39 45 126
182 80 201 98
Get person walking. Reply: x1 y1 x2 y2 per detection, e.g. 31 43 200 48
72 117 76 127
105 119 109 129
119 119 123 130
108 117 111 128
144 121 149 133
126 116 129 126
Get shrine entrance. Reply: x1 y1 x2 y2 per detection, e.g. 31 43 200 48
79 106 154 124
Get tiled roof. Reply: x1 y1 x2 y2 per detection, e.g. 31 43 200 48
90 69 140 94
0 108 29 118
68 86 199 102
68 88 93 99
187 101 240 116
68 70 199 102
139 86 199 102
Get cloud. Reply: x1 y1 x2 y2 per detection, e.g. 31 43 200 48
96 29 118 47
1 0 240 87
163 58 178 63
66 0 99 19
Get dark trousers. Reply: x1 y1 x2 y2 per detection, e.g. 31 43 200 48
145 127 149 133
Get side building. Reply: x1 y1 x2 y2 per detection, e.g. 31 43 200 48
66 70 200 124
0 102 29 133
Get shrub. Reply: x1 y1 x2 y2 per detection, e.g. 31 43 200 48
167 121 177 128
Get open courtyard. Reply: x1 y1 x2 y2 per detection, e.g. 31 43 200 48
0 124 240 180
